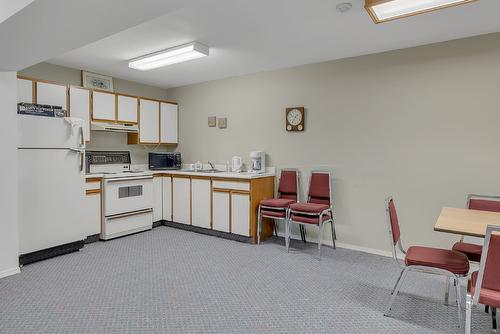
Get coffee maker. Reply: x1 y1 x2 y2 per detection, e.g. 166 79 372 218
250 151 266 173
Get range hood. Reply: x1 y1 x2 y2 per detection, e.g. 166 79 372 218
91 121 138 133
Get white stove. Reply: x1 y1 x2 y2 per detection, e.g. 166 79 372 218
87 151 153 240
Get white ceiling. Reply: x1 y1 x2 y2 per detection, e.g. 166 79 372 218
0 0 196 71
48 0 500 89
0 0 34 24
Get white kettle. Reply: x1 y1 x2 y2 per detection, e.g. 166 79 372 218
231 156 242 172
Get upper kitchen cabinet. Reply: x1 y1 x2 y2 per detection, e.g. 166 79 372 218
36 81 68 110
17 77 34 104
128 99 178 145
92 90 115 122
139 98 160 143
117 94 138 124
69 86 91 142
160 102 178 144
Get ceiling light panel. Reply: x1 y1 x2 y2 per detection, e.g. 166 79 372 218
365 0 477 23
129 42 209 71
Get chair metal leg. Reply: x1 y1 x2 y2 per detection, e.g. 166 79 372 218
318 222 326 260
284 214 289 250
390 269 405 295
492 307 497 331
465 293 472 334
299 225 306 243
486 305 490 314
385 267 409 316
273 219 278 237
445 277 451 305
454 277 462 328
257 206 262 244
330 221 336 249
286 221 291 253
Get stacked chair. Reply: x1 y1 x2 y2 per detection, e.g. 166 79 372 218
258 169 337 260
286 170 336 259
257 169 299 244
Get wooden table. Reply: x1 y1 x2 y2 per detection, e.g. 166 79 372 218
434 207 500 238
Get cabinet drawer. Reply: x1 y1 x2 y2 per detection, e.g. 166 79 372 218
85 178 102 191
212 180 250 192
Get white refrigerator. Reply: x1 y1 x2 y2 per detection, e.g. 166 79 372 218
18 115 87 261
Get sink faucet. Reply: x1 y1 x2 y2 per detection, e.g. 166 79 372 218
208 161 216 170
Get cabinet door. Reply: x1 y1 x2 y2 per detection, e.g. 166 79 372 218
163 176 172 221
172 177 190 225
231 193 250 236
117 95 138 123
84 193 101 236
69 87 91 142
36 82 67 109
153 176 163 222
160 102 178 144
139 99 159 143
191 178 211 229
92 91 116 121
17 78 34 103
212 190 230 233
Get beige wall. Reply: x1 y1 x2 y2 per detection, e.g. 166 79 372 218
167 32 500 254
18 63 173 164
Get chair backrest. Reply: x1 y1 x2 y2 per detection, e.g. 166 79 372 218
278 169 299 202
307 171 332 206
473 225 500 304
467 194 500 213
385 196 401 247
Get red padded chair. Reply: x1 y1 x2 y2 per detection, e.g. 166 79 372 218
465 225 500 334
384 197 469 327
286 170 335 259
257 169 299 244
452 194 500 263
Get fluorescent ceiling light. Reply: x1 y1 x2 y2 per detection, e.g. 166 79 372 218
129 42 209 71
365 0 477 23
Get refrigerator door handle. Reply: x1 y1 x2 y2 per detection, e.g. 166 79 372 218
79 126 85 150
69 148 84 171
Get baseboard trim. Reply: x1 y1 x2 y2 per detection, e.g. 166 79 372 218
162 221 253 244
0 267 20 279
287 232 395 258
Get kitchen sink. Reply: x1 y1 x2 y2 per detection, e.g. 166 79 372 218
195 169 223 173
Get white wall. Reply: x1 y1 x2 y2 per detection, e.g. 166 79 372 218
0 72 20 278
167 32 500 254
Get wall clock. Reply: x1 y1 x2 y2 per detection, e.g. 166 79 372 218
286 107 305 132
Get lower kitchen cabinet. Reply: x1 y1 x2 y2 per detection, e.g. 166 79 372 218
172 176 191 225
231 192 250 236
191 178 211 229
153 176 163 222
153 173 274 242
163 176 172 221
212 190 230 233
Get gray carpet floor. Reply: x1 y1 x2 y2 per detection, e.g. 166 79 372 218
0 226 493 333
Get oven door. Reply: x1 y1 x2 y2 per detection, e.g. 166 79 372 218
104 176 153 216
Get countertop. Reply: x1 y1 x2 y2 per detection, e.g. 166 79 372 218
150 169 275 179
86 169 275 180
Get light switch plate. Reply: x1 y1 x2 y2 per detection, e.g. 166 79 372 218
218 117 227 129
208 116 216 127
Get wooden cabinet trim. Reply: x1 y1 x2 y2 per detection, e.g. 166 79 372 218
86 189 101 195
86 177 103 183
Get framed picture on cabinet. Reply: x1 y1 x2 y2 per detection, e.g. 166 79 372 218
82 71 114 92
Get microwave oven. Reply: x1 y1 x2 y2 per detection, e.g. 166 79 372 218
148 152 182 170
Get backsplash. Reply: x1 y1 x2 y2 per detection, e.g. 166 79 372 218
86 131 174 164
